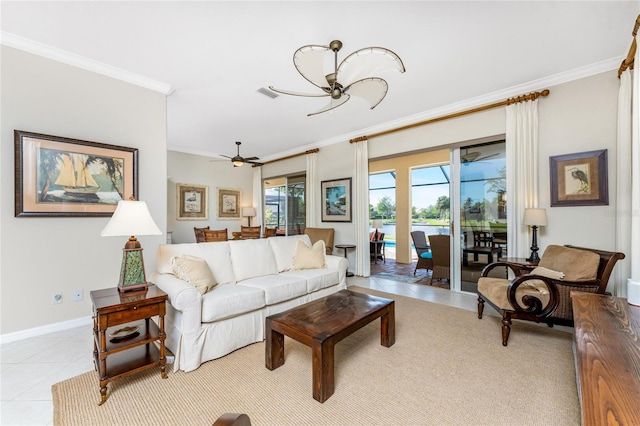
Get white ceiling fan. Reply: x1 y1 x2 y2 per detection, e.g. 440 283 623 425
269 40 406 116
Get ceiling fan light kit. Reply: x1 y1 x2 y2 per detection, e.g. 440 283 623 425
269 39 405 116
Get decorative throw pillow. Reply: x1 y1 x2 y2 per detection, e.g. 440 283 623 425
171 254 217 294
531 266 565 280
292 240 326 270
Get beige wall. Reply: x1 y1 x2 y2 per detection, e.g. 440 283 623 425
1 47 167 337
167 151 254 244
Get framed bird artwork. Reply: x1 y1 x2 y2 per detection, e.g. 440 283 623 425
549 149 608 207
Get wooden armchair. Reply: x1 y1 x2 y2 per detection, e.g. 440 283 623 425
477 244 625 346
263 227 277 238
203 228 228 242
240 226 261 239
194 226 210 243
410 231 433 276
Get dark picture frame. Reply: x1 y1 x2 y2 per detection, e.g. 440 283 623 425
549 149 608 207
176 183 208 220
321 177 352 222
14 130 138 217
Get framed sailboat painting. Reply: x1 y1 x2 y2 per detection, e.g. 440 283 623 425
14 130 138 217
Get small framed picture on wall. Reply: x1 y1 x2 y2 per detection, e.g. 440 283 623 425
177 183 208 220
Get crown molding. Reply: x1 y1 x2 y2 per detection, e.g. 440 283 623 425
1 31 173 95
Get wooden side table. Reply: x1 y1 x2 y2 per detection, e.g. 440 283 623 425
498 257 538 277
90 284 168 405
335 244 356 277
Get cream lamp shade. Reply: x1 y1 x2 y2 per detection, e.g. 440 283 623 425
523 208 548 226
101 199 162 292
372 219 384 230
242 206 256 226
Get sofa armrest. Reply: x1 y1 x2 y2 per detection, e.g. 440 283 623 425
326 254 349 283
153 273 201 311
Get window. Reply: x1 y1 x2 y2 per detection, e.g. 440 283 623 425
264 174 306 235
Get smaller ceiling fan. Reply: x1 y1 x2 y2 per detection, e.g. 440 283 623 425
220 142 263 167
461 148 499 163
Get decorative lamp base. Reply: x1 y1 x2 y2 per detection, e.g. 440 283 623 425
117 237 149 293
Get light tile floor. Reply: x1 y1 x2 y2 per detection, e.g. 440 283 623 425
0 277 479 426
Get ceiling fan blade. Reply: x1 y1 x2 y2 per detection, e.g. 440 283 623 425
337 46 406 86
219 154 232 159
243 156 259 161
344 78 388 109
293 44 331 89
246 160 264 166
307 94 350 116
268 86 328 97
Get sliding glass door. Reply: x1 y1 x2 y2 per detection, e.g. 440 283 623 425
263 174 306 235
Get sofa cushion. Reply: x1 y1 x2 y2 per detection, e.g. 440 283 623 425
239 274 307 305
228 239 278 282
269 234 312 272
157 242 236 285
292 240 326 270
538 245 599 281
171 255 217 294
201 284 266 322
281 269 339 293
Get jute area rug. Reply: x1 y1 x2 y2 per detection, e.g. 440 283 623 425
53 287 579 426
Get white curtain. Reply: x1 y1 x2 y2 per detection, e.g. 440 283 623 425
354 139 370 277
629 33 640 304
505 99 539 258
306 151 319 227
615 69 632 297
252 166 262 227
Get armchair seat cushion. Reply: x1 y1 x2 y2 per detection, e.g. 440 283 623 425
477 277 551 311
419 252 433 259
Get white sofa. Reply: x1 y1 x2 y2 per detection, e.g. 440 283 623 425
152 234 348 372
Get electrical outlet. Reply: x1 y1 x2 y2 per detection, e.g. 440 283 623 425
73 289 83 302
52 292 63 304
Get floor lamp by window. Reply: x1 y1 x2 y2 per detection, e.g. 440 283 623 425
523 208 547 262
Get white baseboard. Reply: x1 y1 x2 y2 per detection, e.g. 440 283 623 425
0 315 93 346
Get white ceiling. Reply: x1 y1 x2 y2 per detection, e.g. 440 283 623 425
1 1 638 163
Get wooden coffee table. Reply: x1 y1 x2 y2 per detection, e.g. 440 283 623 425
265 289 395 402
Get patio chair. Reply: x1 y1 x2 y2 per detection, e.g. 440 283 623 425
410 231 433 276
477 244 625 346
428 234 450 281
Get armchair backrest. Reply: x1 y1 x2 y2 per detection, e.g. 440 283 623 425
428 234 450 267
304 227 334 255
563 245 626 293
264 227 277 238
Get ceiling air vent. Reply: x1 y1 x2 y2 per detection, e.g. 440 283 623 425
257 87 278 99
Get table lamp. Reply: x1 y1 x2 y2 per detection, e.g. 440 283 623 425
101 198 162 292
242 207 256 226
523 208 547 262
372 219 384 240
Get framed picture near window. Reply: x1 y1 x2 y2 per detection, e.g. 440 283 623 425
176 183 208 220
14 130 137 217
550 149 608 207
217 187 241 220
321 177 352 222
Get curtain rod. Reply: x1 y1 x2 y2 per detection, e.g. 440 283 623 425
349 89 550 143
253 148 319 167
618 14 640 78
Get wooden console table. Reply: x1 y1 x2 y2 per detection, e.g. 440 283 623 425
571 292 640 426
